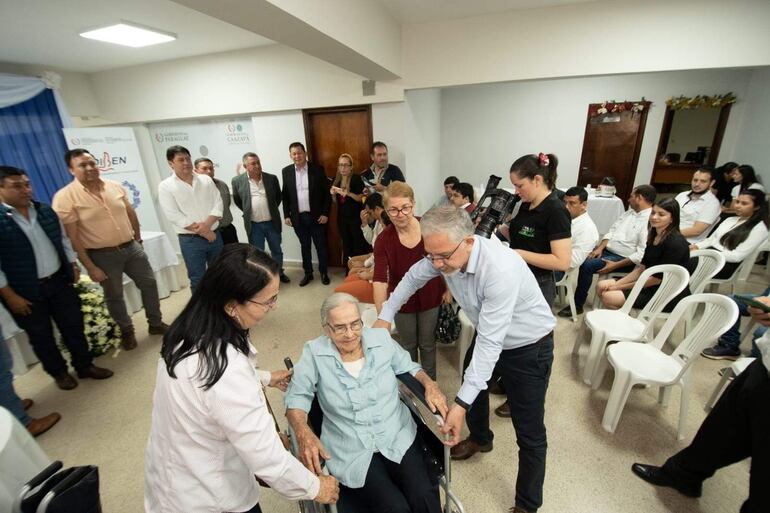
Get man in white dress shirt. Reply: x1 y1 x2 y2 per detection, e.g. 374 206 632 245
567 184 655 315
675 167 721 243
158 145 223 290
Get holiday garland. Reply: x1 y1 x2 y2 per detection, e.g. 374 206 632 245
589 99 648 118
666 93 736 110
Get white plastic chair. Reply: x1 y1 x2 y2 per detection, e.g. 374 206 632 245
705 243 764 294
704 357 756 412
575 264 689 386
555 267 580 322
598 293 737 439
688 249 726 295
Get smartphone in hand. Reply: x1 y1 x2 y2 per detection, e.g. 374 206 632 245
734 294 770 313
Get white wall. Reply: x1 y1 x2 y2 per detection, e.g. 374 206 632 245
372 102 406 173
87 45 404 124
404 89 442 215
439 68 759 191
727 68 770 186
401 0 770 89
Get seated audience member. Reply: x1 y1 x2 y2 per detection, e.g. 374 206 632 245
145 245 338 513
562 184 656 316
691 189 769 279
554 187 599 304
712 161 738 208
450 182 476 213
631 296 770 513
723 164 765 216
361 141 405 193
435 176 460 207
347 193 386 274
331 153 371 263
195 157 239 245
0 325 61 436
675 167 721 243
702 285 770 360
286 293 447 513
0 166 113 390
595 198 690 312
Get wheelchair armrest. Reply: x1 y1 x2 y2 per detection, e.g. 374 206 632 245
396 373 444 426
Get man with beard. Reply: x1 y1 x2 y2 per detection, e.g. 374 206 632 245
674 167 721 243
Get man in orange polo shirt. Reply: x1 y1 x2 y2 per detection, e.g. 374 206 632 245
53 149 167 350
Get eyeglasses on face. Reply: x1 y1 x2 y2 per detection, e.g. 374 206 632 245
424 239 464 263
248 295 279 310
325 318 364 335
386 204 413 217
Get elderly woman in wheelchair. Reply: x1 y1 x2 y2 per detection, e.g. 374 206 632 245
285 293 449 513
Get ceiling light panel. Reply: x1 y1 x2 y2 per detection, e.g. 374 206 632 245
79 22 176 48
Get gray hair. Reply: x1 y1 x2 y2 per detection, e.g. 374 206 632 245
420 205 474 243
320 292 361 325
242 152 259 164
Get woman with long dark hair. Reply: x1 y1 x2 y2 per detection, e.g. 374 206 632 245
596 198 690 311
693 189 770 279
713 161 738 208
145 244 338 513
723 164 765 216
331 153 371 263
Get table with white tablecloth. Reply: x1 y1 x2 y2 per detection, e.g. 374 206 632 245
587 194 626 237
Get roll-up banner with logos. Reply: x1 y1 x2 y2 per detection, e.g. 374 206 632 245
63 127 162 232
148 119 255 187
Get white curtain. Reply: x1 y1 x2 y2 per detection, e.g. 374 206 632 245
0 72 72 127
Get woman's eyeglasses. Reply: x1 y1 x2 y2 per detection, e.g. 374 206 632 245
248 295 279 310
325 319 364 335
385 205 413 217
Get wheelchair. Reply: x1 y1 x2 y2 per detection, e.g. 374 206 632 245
286 373 465 513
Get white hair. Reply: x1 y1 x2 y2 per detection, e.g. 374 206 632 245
419 205 474 243
320 292 361 325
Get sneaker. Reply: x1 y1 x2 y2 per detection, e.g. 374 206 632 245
701 345 740 361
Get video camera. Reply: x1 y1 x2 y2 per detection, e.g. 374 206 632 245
469 175 521 239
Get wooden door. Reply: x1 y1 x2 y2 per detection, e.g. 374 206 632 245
578 102 651 205
303 105 373 267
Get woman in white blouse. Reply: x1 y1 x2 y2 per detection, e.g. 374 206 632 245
692 190 769 279
145 244 339 513
723 165 765 215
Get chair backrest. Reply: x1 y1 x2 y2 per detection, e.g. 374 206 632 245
621 264 690 324
734 243 765 283
555 265 579 287
648 293 738 382
689 249 725 294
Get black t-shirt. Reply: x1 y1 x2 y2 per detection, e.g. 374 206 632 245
641 231 690 271
508 191 572 277
335 174 365 220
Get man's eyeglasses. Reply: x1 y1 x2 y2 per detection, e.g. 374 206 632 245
386 205 413 217
424 240 464 263
248 295 279 310
325 318 364 335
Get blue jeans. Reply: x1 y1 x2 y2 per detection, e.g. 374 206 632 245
178 232 224 291
574 250 635 308
0 327 31 426
249 221 284 271
716 285 770 355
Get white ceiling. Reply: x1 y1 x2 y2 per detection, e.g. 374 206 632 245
379 0 601 23
0 0 602 74
0 0 274 73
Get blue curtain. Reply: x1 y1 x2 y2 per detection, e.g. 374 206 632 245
0 89 71 203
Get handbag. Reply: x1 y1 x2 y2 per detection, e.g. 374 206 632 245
434 302 461 345
14 461 102 513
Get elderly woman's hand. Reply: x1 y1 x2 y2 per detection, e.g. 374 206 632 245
296 426 332 475
424 382 449 420
268 369 293 392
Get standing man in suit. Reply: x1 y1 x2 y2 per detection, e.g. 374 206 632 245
232 152 290 283
194 157 238 245
361 141 405 193
282 142 331 286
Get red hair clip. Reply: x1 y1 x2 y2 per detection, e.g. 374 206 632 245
538 153 550 166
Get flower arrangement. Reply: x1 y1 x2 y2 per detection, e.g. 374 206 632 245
666 93 736 110
58 279 122 357
589 99 648 118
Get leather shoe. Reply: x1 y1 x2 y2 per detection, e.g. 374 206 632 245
22 398 34 410
76 365 114 380
54 372 78 390
321 273 330 285
148 322 169 335
27 413 61 437
509 507 533 513
450 438 493 460
558 305 582 317
299 274 314 287
494 401 511 418
488 380 506 395
631 463 702 498
121 330 138 350
280 273 291 284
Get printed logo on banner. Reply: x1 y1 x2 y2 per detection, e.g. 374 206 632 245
225 123 250 144
154 131 189 143
70 137 81 145
122 180 141 208
96 152 127 172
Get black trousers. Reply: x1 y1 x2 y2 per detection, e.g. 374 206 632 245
220 223 239 245
11 274 92 376
337 437 440 513
294 212 328 275
663 359 770 513
464 333 554 512
337 215 371 263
